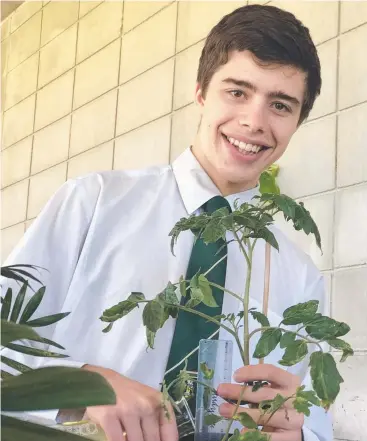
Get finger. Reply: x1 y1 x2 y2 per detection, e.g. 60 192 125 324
219 403 303 430
233 364 300 389
217 383 294 408
260 430 303 441
159 402 178 441
142 415 160 441
121 417 144 441
98 414 126 441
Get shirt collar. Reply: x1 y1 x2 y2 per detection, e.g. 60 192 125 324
172 147 260 215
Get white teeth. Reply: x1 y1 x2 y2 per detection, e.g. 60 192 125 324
239 141 246 150
234 140 240 147
225 135 262 153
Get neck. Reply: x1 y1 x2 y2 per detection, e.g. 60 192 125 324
191 144 258 197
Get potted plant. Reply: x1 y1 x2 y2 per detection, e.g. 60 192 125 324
100 171 353 441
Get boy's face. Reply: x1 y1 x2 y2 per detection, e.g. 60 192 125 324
193 50 307 195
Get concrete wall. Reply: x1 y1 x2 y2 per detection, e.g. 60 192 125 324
1 1 367 439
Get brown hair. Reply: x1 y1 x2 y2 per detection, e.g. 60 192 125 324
197 4 321 124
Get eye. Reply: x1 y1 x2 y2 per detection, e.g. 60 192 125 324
229 89 245 98
272 102 291 113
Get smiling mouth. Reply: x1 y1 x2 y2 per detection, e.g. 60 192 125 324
222 133 272 155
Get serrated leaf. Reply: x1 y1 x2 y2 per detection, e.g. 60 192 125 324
19 287 46 323
1 287 13 320
25 312 70 327
327 338 354 362
1 366 116 411
305 316 350 340
241 433 271 441
204 414 224 427
250 310 270 327
295 387 321 407
101 292 145 322
146 329 156 349
253 328 282 359
158 282 179 306
279 340 308 366
310 351 344 409
234 412 258 429
1 355 32 373
198 274 218 307
202 219 227 244
10 282 28 322
259 170 280 195
280 331 296 349
1 320 40 346
282 300 319 325
143 300 164 333
250 227 279 251
293 396 312 416
179 275 187 298
5 343 68 359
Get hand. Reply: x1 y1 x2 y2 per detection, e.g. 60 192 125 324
83 365 178 441
217 364 303 441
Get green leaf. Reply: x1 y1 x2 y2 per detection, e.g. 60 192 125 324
293 396 312 416
202 219 227 244
143 300 164 333
253 328 282 359
259 393 287 414
310 351 344 409
101 292 145 322
250 310 270 327
2 366 116 411
2 415 86 441
233 412 258 429
200 362 214 380
189 273 204 304
1 287 13 320
5 343 68 358
25 312 70 327
1 355 32 373
280 331 297 349
35 337 65 350
249 227 279 251
198 274 218 307
259 169 280 195
241 433 269 441
179 275 187 298
102 323 113 333
282 300 319 325
1 264 45 285
146 328 156 349
295 387 321 407
204 414 224 427
19 287 46 324
327 338 354 362
279 340 308 366
305 315 350 340
1 320 40 346
9 282 28 322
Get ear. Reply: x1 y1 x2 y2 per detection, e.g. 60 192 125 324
195 83 205 107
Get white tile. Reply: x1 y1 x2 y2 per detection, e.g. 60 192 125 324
79 1 103 18
1 137 32 188
32 116 71 174
73 40 120 109
332 267 367 350
277 116 336 198
334 184 367 267
339 25 367 110
77 1 123 63
114 116 170 170
70 90 117 156
341 1 367 33
1 223 25 264
117 59 174 135
68 142 113 179
332 355 367 440
120 3 176 83
1 180 29 228
337 103 367 187
123 1 171 33
28 163 67 219
10 1 42 33
274 192 334 271
170 103 201 162
41 1 79 47
308 40 337 121
1 17 10 41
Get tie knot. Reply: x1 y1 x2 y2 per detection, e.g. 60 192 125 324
203 196 231 214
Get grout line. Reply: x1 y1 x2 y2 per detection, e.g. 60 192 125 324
333 263 367 272
24 6 44 221
168 1 180 164
295 181 367 203
65 1 81 181
111 1 124 171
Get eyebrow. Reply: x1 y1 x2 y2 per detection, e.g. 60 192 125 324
222 77 301 107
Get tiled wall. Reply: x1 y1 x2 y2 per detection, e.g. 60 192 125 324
1 1 367 439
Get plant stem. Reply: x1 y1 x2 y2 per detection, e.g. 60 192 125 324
232 229 250 268
221 385 247 441
243 238 253 366
207 282 244 303
248 327 323 351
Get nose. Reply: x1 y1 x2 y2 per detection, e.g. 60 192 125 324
238 105 266 134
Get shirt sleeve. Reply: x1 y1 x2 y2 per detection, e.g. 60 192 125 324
1 176 101 421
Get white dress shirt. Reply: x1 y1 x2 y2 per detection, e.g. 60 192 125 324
1 147 332 440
